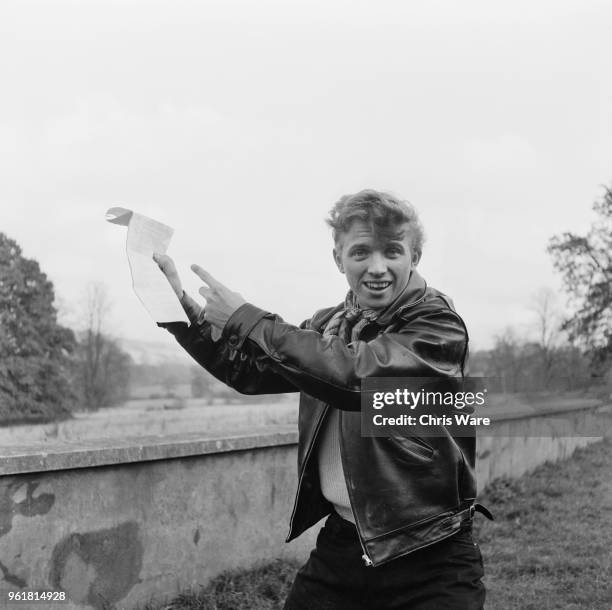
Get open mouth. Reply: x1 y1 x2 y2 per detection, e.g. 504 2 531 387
364 281 392 292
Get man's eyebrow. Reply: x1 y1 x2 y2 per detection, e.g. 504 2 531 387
348 242 370 250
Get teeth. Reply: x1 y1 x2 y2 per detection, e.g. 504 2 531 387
365 282 391 289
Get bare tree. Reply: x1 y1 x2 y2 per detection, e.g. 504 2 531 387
82 283 110 405
488 328 529 393
72 283 131 409
529 288 562 389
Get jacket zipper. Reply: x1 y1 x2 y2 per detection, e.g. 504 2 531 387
338 410 374 567
287 405 329 536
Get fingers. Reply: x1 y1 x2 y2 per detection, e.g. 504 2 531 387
198 285 213 299
153 252 183 298
190 264 222 289
153 252 175 273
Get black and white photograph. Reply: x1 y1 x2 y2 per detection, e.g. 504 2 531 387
1 1 611 608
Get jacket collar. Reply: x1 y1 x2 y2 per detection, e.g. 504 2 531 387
374 268 428 325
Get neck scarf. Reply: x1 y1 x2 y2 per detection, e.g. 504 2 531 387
322 291 379 344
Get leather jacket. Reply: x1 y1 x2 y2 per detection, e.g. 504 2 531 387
162 269 487 567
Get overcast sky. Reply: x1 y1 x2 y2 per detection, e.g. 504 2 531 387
1 0 610 352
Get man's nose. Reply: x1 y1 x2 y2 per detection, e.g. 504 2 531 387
368 252 388 275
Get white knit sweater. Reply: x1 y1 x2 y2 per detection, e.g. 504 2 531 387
317 409 355 523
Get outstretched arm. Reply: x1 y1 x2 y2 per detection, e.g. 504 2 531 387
153 254 298 395
155 256 467 409
221 302 468 411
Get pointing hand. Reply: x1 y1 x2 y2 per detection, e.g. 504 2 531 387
191 264 247 332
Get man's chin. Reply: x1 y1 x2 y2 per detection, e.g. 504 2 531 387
358 294 392 312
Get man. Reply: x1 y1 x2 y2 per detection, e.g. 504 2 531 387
154 190 489 609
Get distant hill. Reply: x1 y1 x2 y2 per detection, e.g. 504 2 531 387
118 336 188 365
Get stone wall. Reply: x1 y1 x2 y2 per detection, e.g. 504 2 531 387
0 432 318 610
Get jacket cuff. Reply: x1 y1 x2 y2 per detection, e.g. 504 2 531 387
223 303 270 350
156 320 189 338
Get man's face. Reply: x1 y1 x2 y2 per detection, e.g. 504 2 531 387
333 220 419 312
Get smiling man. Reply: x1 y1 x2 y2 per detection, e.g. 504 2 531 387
331 202 420 311
155 189 488 609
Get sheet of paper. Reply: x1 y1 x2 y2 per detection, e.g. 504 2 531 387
106 207 188 323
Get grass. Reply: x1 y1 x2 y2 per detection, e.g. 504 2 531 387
473 438 612 609
140 438 612 610
138 560 299 610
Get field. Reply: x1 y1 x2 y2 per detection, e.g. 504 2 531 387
0 397 299 446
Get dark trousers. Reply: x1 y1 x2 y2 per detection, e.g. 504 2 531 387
284 512 485 610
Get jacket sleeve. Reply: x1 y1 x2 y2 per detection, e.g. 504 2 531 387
221 301 468 411
158 292 299 395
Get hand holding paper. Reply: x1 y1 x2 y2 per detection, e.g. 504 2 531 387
153 254 244 341
152 252 183 299
107 207 246 338
105 207 188 324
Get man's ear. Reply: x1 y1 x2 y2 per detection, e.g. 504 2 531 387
411 250 421 266
333 248 344 273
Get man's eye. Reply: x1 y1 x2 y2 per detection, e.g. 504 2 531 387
386 247 402 257
352 249 367 257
